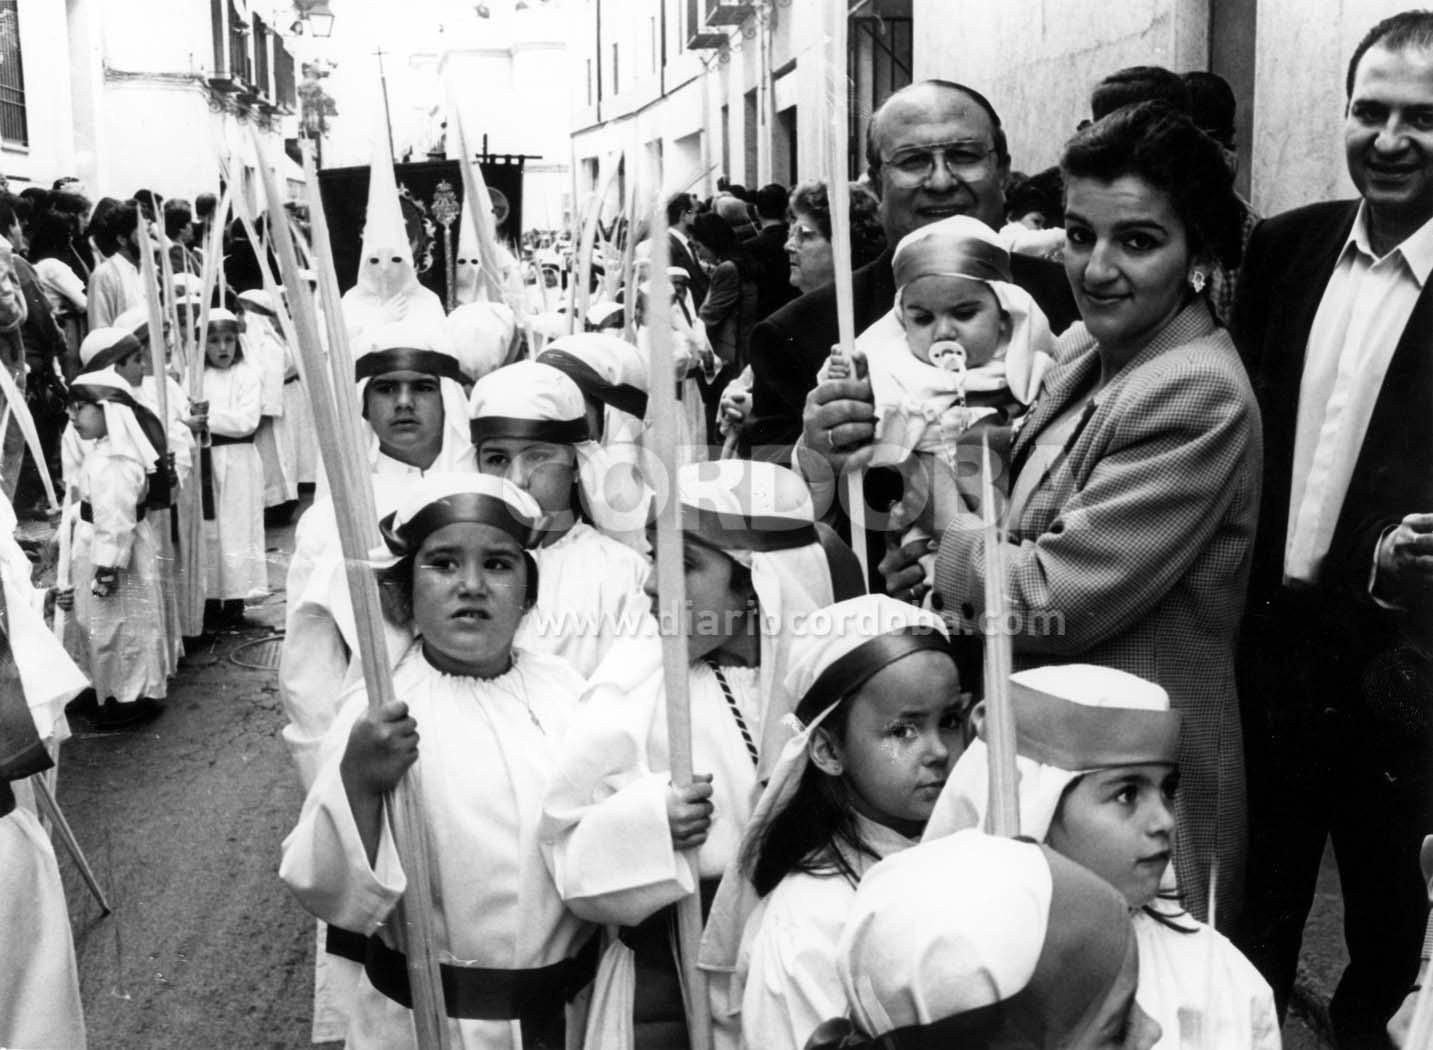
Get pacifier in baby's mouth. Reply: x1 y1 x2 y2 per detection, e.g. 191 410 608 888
928 340 968 377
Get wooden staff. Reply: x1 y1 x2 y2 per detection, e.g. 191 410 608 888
571 152 622 334
32 772 110 914
134 218 170 429
250 131 451 1050
152 196 186 382
620 126 641 343
980 436 1019 836
646 199 713 1050
823 5 868 583
0 366 56 510
50 489 74 642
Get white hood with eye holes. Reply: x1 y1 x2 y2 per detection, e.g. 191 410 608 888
341 114 448 349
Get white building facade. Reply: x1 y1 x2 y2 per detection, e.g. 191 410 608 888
5 0 299 203
569 0 1412 225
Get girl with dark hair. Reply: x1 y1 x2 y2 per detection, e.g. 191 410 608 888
281 473 601 1050
540 459 858 1050
923 663 1278 1050
905 100 1262 924
699 594 963 1050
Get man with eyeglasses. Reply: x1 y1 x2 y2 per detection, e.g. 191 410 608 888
743 79 1077 476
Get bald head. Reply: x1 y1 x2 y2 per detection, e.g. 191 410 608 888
864 80 1011 244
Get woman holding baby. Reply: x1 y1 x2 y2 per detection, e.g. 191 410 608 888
813 101 1261 926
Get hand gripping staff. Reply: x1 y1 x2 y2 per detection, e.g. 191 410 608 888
981 437 1019 837
251 129 451 1050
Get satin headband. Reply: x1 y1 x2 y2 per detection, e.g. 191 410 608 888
540 349 648 419
355 348 466 385
678 503 818 554
85 333 143 371
795 627 953 722
380 492 541 555
892 235 1011 288
981 681 1182 768
470 415 590 446
71 382 141 412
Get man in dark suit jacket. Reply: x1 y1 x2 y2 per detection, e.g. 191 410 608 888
665 192 707 310
1231 13 1433 1047
745 183 798 322
742 80 1078 466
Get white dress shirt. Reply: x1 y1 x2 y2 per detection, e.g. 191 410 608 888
1284 204 1433 585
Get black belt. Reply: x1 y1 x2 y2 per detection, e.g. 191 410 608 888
80 500 146 523
325 925 600 1022
617 877 720 957
284 374 301 385
210 432 256 447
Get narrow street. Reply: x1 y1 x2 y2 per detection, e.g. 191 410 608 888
30 502 1344 1050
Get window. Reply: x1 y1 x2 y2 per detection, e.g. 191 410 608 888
611 42 619 94
0 1 26 147
650 16 657 73
275 39 296 110
253 16 271 97
586 58 592 106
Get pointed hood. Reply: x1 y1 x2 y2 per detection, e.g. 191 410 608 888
355 104 418 303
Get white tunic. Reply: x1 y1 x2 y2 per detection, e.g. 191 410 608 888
519 522 649 680
138 374 196 666
246 321 299 507
540 638 763 1050
202 361 268 601
71 442 168 704
279 644 594 1050
740 820 914 1050
1133 907 1280 1050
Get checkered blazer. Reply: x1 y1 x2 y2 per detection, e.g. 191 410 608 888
933 301 1263 924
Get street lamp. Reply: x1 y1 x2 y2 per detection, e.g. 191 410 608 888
292 0 336 38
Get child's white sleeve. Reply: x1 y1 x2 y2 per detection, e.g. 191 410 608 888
206 367 263 437
539 670 697 927
279 699 406 933
88 458 145 568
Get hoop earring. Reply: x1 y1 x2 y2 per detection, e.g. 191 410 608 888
1189 269 1208 294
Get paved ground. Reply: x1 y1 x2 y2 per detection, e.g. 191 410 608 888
24 503 1349 1049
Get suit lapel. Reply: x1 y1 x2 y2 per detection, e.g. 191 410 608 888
1010 335 1099 473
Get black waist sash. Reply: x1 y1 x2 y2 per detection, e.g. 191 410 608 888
325 926 600 1023
80 500 146 524
210 432 256 447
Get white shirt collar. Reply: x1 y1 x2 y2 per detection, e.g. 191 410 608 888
1347 201 1433 286
670 226 690 249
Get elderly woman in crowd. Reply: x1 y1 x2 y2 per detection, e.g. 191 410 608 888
842 101 1261 924
719 182 885 455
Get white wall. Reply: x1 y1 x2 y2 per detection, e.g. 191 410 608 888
2 0 78 190
1249 0 1414 217
913 0 1208 179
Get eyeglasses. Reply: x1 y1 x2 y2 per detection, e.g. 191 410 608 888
788 223 824 245
881 143 996 186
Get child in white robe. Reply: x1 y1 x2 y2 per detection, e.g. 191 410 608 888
696 595 965 1050
469 360 650 678
113 307 199 662
539 459 857 1050
198 308 267 625
66 367 170 723
922 664 1280 1050
0 496 89 1047
280 326 481 1042
808 829 1156 1050
279 474 599 1050
237 289 299 515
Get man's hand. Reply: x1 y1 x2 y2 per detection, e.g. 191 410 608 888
91 567 118 598
340 700 420 800
880 533 932 606
52 586 74 612
667 772 714 850
800 351 877 473
1377 513 1433 601
718 378 751 435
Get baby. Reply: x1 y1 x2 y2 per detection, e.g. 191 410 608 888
826 215 1056 602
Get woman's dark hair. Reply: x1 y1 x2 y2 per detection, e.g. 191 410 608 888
163 199 193 240
376 549 540 626
1060 101 1244 272
787 181 886 269
28 212 75 263
743 694 880 896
